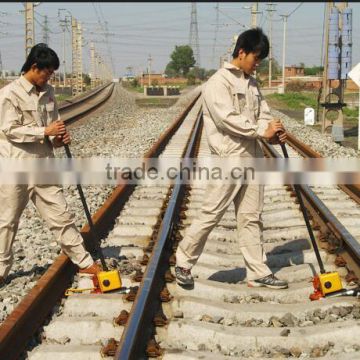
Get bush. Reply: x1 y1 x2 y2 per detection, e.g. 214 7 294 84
286 80 307 92
187 74 196 86
131 78 139 88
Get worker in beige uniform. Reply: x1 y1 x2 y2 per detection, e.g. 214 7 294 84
0 44 101 287
175 28 288 289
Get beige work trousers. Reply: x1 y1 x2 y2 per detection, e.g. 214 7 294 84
0 184 93 278
176 182 272 281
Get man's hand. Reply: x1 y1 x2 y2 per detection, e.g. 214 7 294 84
45 120 66 136
268 130 287 144
262 119 285 140
52 132 71 148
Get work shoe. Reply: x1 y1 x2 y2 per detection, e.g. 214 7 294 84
79 262 102 276
248 274 288 289
175 266 194 286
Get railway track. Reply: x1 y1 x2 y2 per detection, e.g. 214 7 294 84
147 131 360 359
0 84 201 359
0 89 359 359
59 82 114 124
114 116 360 358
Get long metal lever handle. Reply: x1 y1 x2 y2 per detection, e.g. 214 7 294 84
278 138 326 274
64 144 108 270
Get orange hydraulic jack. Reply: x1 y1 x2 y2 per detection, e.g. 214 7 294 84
277 137 358 300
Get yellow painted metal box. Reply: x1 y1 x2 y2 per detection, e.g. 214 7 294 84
319 272 343 295
97 270 122 293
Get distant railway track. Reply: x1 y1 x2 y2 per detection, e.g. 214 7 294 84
59 82 114 124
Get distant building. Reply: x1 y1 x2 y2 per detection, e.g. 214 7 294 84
138 73 187 86
285 65 305 77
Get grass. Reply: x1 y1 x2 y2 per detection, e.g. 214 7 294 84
265 92 318 109
55 93 72 103
343 106 359 118
265 90 359 150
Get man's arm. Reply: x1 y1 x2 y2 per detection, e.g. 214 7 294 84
255 88 273 137
0 97 45 143
203 79 265 139
256 87 287 143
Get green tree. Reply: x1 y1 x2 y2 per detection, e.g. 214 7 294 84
187 67 207 81
165 61 178 78
257 58 281 78
83 73 91 86
304 66 324 76
166 45 196 77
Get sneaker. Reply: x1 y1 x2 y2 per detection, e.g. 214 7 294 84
248 274 288 289
175 266 194 286
79 263 102 276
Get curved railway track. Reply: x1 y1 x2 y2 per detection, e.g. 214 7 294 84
0 91 359 359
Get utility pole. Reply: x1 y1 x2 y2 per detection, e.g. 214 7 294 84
212 2 220 68
95 53 100 86
147 54 152 86
321 2 331 130
71 18 83 96
24 2 35 59
189 2 201 67
42 15 49 45
59 18 67 87
320 2 351 142
280 14 289 93
71 17 77 95
90 42 95 89
0 51 3 79
77 21 83 94
251 2 259 28
58 9 72 88
266 3 276 88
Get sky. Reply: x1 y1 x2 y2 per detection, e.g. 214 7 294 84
0 2 359 78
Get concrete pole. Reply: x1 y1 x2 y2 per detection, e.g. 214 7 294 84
24 2 35 59
71 17 77 96
148 54 152 86
267 3 276 88
62 23 66 87
321 2 332 132
281 15 288 92
77 22 83 93
251 3 258 28
90 42 95 89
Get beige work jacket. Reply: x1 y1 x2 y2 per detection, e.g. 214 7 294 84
0 76 59 158
202 61 272 157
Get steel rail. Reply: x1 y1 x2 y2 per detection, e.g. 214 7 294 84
0 88 200 360
58 83 111 111
59 82 115 124
261 138 360 276
285 132 360 203
115 111 203 360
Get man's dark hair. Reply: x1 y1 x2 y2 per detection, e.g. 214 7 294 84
21 43 60 73
232 27 269 60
